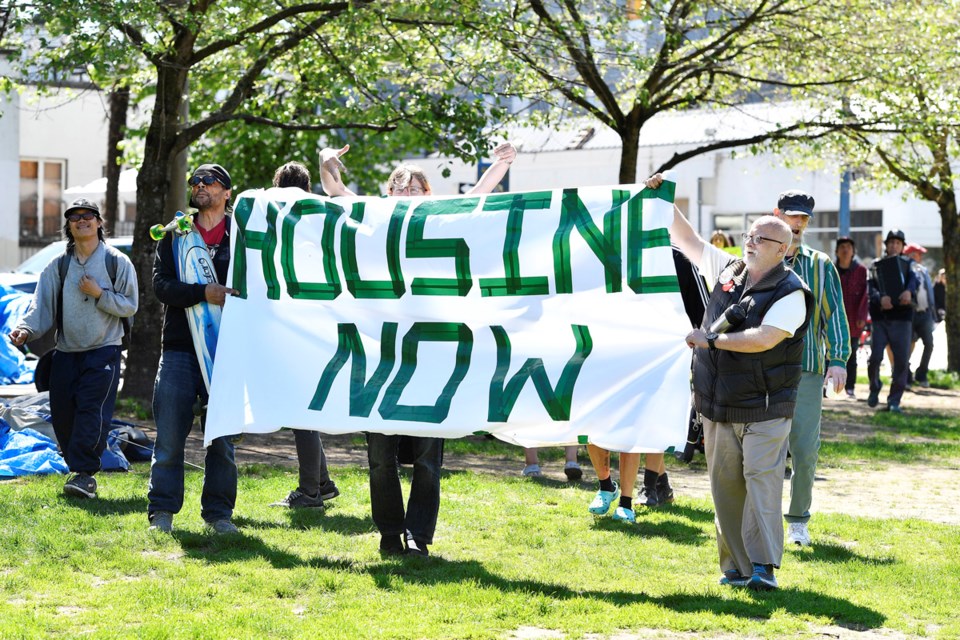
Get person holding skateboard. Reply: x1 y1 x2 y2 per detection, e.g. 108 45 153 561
147 163 240 534
10 198 138 499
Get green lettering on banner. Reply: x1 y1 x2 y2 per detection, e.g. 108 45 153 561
487 324 593 422
280 199 344 300
406 197 479 296
308 323 398 416
341 201 407 299
626 187 680 293
379 323 473 423
553 189 622 294
479 192 552 297
231 196 282 299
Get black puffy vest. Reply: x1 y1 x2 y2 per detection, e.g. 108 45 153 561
692 260 813 423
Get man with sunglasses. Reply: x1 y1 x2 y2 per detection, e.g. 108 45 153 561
148 163 240 534
10 199 138 499
655 173 813 591
772 191 850 550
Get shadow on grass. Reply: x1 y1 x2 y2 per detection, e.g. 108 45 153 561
788 541 896 566
308 555 885 629
65 494 147 517
590 514 710 546
233 511 374 536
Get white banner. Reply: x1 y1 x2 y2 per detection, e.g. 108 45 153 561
204 182 692 452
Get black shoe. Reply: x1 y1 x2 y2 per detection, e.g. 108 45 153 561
379 534 405 556
867 389 880 408
318 481 340 501
63 472 97 499
639 484 661 507
784 465 793 480
656 475 674 504
404 531 430 556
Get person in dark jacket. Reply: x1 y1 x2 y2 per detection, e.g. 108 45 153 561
835 237 869 397
655 170 812 592
866 229 918 413
147 163 240 534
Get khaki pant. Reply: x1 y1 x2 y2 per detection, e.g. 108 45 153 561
703 416 790 577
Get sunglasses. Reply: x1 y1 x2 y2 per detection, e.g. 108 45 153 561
67 212 98 222
188 175 220 187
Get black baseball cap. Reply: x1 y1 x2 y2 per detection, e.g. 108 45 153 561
64 198 101 218
777 190 815 217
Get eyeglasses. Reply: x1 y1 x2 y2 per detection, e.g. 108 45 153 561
741 233 784 247
67 212 98 222
188 175 219 187
391 184 425 196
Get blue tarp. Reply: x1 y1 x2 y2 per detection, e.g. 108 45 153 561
0 415 148 478
0 418 68 477
0 283 37 384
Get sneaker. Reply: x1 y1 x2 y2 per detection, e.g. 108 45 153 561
63 472 97 499
149 511 174 533
918 380 930 389
588 482 620 515
787 522 811 547
638 484 660 507
379 534 405 556
887 404 903 414
783 465 793 480
404 531 429 557
747 563 778 591
611 506 636 523
521 464 542 477
563 461 583 481
271 489 324 509
719 569 749 587
867 388 880 407
206 519 239 534
318 480 340 501
656 476 675 504
845 389 856 399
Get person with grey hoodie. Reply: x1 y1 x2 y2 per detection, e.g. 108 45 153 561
9 198 138 499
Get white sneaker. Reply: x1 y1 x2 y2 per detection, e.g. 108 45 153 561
521 464 542 477
787 522 811 546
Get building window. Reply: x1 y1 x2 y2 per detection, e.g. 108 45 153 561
20 159 66 241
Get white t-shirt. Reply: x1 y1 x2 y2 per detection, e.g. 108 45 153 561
698 243 806 337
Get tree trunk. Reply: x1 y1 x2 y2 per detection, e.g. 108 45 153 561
618 120 641 185
939 195 959 372
103 86 130 233
121 65 189 403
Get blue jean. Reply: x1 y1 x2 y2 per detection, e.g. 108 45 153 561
148 350 236 523
49 346 122 474
911 312 935 383
867 319 912 406
366 434 443 544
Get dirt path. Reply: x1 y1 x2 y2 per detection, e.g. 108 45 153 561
165 383 960 525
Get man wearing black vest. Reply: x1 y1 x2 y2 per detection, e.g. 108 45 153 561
666 197 813 591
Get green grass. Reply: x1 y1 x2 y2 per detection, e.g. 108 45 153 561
1 461 959 639
928 369 960 390
819 408 960 468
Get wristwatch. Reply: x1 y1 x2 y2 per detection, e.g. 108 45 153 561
705 332 719 351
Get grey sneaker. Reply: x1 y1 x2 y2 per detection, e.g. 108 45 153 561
318 481 340 501
206 519 239 534
149 511 174 533
63 472 97 499
271 489 324 509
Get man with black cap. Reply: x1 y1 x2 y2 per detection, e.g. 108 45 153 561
148 163 240 534
774 190 850 549
867 229 918 413
9 198 138 499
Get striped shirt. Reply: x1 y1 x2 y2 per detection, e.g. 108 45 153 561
786 244 851 374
